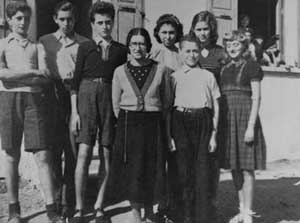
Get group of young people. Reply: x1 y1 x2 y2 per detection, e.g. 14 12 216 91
0 1 266 223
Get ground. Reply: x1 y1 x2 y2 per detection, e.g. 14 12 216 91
0 159 300 223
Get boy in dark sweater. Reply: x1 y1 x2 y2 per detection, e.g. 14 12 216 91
70 1 127 222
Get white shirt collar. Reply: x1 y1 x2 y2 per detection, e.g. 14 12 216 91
93 34 112 46
182 64 200 73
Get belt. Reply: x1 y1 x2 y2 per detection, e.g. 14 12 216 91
84 77 112 84
175 106 204 113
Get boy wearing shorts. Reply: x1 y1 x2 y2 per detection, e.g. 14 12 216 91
0 1 63 223
70 1 127 222
39 1 88 219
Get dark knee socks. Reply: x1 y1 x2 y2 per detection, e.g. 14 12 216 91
8 202 21 219
46 203 57 219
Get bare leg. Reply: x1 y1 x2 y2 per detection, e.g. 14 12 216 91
33 150 56 205
69 122 77 158
74 143 92 214
230 170 244 223
4 149 21 204
94 146 110 216
242 170 255 223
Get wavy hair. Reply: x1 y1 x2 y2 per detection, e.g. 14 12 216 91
153 14 183 44
222 30 251 63
189 11 218 45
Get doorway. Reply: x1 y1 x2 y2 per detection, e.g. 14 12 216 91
238 0 278 42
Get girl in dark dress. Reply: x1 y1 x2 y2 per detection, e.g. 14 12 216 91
189 11 224 219
220 30 266 223
109 28 173 223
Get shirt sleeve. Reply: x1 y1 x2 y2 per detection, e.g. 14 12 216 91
112 66 123 118
37 43 50 77
209 72 221 100
248 60 264 81
71 42 86 94
160 66 174 111
0 40 7 68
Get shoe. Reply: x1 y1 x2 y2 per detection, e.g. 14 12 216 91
8 202 21 223
229 205 244 223
142 217 157 223
94 209 111 223
70 210 84 223
243 209 261 223
229 212 243 223
7 215 21 223
62 206 75 220
48 214 66 223
155 210 174 223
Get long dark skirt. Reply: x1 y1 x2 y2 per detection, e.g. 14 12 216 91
172 108 213 223
105 109 166 206
219 91 266 170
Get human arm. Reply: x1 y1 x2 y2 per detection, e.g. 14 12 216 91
0 43 51 84
244 81 261 143
161 67 175 151
209 97 219 153
112 67 123 118
70 43 86 135
70 42 85 94
70 93 80 136
209 75 220 153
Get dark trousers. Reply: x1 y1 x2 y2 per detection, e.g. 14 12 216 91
51 81 76 209
172 108 212 223
158 151 182 215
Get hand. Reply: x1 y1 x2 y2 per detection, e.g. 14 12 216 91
32 69 49 78
70 113 81 136
244 126 254 143
168 139 176 152
208 134 217 153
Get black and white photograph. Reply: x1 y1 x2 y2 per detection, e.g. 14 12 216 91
0 0 299 223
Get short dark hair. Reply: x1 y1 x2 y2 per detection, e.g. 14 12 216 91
179 34 201 50
54 1 76 18
89 1 115 23
6 0 32 19
126 28 152 53
153 14 183 44
189 11 218 45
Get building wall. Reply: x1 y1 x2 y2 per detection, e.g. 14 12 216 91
260 69 300 161
282 0 299 66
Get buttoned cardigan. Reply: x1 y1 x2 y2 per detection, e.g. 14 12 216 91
112 60 173 117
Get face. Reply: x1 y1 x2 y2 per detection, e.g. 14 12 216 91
91 14 113 39
244 31 252 41
54 10 75 36
158 23 177 48
241 16 250 28
193 21 210 43
180 41 200 67
129 34 148 60
226 40 245 59
8 11 31 36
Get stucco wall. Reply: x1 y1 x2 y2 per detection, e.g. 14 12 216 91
282 0 299 66
260 68 300 161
